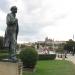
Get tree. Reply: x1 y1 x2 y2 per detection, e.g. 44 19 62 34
64 39 75 54
56 43 65 53
0 36 4 49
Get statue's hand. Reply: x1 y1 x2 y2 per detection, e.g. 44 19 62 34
14 18 18 24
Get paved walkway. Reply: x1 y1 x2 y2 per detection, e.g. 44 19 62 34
66 54 75 64
56 54 75 64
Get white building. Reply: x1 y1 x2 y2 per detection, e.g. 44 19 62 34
36 37 66 51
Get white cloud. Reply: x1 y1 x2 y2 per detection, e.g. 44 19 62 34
0 9 6 36
0 0 75 43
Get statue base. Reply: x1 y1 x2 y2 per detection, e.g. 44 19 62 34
0 61 22 75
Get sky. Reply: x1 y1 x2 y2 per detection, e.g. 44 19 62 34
0 0 75 43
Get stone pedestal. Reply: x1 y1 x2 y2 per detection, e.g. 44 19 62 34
0 62 22 75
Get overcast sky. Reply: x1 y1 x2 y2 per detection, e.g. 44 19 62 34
0 0 75 43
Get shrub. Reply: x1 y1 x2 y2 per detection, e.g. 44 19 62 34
0 50 8 53
0 49 9 60
19 47 38 68
39 54 56 60
0 53 9 60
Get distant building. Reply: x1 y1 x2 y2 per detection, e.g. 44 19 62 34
54 41 66 44
24 42 33 46
35 37 66 51
45 37 53 44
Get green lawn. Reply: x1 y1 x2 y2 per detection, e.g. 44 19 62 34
23 60 75 75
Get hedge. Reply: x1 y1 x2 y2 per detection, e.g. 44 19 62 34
0 50 8 53
39 54 56 60
0 53 9 60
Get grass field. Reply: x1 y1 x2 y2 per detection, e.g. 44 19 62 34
23 60 75 75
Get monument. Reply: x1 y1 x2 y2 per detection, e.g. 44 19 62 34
0 6 22 75
4 6 19 61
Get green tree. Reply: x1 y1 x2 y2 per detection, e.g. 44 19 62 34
56 43 65 53
0 36 4 49
64 39 75 53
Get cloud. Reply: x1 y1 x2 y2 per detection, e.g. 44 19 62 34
0 0 9 12
0 9 6 36
0 0 75 43
0 0 69 42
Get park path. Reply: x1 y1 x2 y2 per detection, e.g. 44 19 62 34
66 54 75 64
56 54 75 64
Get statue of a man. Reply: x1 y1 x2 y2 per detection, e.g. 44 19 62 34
4 6 19 61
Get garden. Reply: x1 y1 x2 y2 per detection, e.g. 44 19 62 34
0 47 75 75
19 47 75 75
23 60 75 75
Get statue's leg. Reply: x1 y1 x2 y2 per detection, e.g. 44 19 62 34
9 42 12 59
10 33 17 61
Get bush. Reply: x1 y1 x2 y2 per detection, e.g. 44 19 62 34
39 54 56 60
0 53 9 60
0 50 8 53
0 50 9 60
0 36 4 49
19 47 38 68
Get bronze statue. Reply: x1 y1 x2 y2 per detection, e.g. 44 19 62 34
4 6 19 61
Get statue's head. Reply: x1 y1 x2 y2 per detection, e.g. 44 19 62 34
10 6 17 13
